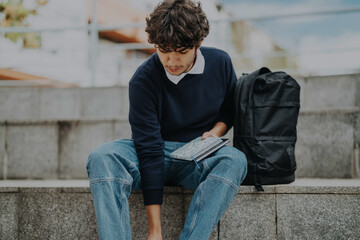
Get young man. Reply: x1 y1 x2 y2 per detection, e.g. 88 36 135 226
86 0 247 239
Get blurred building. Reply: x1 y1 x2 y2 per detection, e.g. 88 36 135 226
0 0 294 87
0 0 89 86
231 21 298 75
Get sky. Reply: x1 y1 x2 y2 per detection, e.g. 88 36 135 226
221 0 360 74
222 0 360 46
128 0 360 75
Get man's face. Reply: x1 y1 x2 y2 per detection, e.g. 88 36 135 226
156 46 197 76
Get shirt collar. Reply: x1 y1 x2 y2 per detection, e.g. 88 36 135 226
165 49 205 85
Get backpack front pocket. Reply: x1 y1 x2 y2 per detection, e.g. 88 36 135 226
255 140 296 177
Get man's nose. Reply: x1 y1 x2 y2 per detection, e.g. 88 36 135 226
167 53 179 65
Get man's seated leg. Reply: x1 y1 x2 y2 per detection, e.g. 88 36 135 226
86 139 141 240
175 146 247 240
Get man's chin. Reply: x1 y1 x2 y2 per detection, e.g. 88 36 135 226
166 69 183 76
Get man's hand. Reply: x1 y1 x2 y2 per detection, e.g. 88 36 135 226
201 131 218 139
147 233 163 240
202 122 227 140
146 205 163 240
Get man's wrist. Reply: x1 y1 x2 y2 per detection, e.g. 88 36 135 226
209 129 221 137
146 205 162 236
210 122 227 137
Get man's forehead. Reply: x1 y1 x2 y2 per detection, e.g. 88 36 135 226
156 45 193 53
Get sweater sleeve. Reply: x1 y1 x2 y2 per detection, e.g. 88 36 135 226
129 82 164 205
215 55 237 131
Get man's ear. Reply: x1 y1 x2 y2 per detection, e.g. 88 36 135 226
196 41 203 50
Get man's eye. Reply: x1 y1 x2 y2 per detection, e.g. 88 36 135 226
179 51 188 54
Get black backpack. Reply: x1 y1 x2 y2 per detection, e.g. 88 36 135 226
233 67 300 191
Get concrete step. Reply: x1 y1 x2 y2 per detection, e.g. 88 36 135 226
0 73 359 122
0 86 129 121
0 119 132 180
0 86 130 121
1 179 359 240
296 109 359 179
1 109 359 180
297 73 360 111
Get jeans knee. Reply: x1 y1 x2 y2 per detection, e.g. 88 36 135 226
86 141 139 183
223 147 247 185
87 142 121 176
86 145 110 177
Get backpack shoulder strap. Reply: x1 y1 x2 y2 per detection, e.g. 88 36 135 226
234 74 247 134
234 68 272 135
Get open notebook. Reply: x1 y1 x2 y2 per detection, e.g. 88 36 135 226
170 137 230 164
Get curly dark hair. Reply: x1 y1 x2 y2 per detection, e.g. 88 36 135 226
145 0 209 52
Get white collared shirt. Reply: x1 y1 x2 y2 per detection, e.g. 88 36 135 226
165 49 205 85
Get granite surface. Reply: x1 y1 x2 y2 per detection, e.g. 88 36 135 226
277 194 360 240
1 179 360 239
0 193 18 239
220 194 276 240
0 126 5 179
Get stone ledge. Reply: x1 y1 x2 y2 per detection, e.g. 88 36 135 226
1 179 359 194
299 107 360 115
275 178 360 194
1 179 359 240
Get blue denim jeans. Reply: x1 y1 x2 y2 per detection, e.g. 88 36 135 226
86 139 247 240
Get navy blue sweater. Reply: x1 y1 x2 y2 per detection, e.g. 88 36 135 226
129 47 237 205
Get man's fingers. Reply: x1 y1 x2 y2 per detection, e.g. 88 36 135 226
201 132 209 140
202 132 214 140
